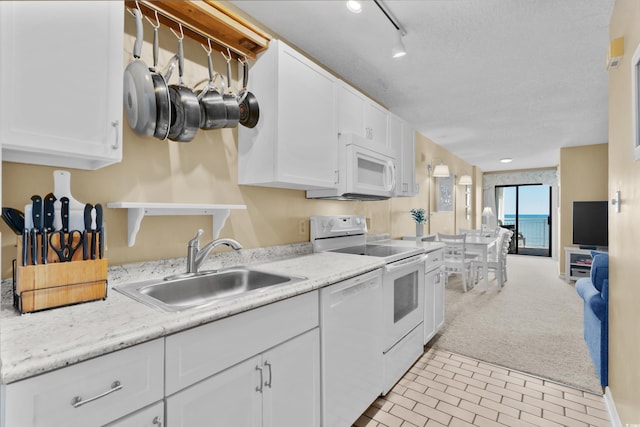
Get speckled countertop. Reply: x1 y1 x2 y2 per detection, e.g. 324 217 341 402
0 238 444 384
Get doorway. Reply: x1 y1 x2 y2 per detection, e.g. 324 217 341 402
495 184 552 257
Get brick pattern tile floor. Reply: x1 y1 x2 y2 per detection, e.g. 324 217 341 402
353 348 610 427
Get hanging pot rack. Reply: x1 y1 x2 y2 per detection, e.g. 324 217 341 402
125 1 271 60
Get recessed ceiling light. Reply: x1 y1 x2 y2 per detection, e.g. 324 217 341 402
500 158 513 163
346 1 362 13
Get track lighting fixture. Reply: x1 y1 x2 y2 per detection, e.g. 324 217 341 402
373 0 407 59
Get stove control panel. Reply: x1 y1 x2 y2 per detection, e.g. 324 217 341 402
310 215 367 240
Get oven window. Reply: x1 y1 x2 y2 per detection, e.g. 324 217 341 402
393 270 419 323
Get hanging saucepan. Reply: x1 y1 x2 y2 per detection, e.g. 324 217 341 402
238 58 260 128
146 12 171 140
221 50 240 128
168 26 200 142
197 41 226 130
123 7 156 136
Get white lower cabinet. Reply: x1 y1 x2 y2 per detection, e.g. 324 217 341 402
424 249 444 343
164 291 320 427
1 339 164 427
167 329 319 427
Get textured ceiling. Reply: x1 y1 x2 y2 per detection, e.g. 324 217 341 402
230 0 614 172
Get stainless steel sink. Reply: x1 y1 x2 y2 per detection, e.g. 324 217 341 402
114 267 306 312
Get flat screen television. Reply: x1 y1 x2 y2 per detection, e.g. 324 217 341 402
572 201 608 248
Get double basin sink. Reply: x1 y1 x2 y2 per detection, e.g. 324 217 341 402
115 267 305 312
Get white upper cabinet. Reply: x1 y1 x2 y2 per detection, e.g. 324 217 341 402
337 81 388 147
0 1 124 170
389 113 417 197
238 39 338 190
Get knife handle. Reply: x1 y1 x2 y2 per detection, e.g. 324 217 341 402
98 228 104 259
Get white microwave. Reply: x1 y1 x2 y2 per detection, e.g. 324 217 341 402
307 133 397 200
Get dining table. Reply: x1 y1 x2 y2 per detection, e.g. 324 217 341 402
465 234 500 290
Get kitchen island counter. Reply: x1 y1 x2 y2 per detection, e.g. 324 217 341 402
0 249 384 384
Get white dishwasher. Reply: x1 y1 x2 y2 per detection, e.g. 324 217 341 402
320 268 383 427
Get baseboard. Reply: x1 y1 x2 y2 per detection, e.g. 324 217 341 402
604 386 622 427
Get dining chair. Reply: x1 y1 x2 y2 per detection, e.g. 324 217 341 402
471 229 513 288
459 228 482 236
438 233 478 292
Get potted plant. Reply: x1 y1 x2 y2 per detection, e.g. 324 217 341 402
410 208 428 237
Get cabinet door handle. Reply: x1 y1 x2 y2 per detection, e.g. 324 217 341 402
152 416 163 426
264 361 273 388
70 380 123 408
111 120 120 150
255 365 264 393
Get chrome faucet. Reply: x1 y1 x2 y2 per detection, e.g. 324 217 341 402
186 229 243 274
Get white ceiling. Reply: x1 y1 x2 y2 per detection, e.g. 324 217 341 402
230 0 614 172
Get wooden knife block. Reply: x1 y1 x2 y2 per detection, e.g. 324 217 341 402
14 234 108 314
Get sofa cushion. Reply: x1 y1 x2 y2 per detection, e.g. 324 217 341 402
590 252 609 292
576 278 607 322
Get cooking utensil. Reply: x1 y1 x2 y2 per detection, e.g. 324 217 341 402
221 49 240 128
95 204 104 259
146 12 171 140
43 193 56 232
31 195 42 265
49 230 83 262
1 208 24 235
60 197 70 233
238 58 260 128
197 41 226 130
83 204 93 260
168 26 200 142
123 7 156 136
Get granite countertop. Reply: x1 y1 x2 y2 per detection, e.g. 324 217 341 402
0 238 445 384
0 242 386 384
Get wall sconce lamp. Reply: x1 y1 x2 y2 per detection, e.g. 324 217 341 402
428 160 450 178
458 175 472 186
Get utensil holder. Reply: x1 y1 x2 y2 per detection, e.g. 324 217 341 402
13 235 108 314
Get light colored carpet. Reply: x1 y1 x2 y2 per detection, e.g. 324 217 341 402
431 254 603 394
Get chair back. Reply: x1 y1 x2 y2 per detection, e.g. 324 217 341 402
438 233 467 262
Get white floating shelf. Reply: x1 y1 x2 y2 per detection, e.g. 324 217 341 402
107 202 247 247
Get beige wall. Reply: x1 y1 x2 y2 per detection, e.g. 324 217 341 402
557 144 608 269
0 20 474 278
608 0 640 421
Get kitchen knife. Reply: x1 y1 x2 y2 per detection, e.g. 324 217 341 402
31 195 43 265
83 203 93 260
43 193 56 232
95 204 104 259
60 197 70 233
22 228 29 266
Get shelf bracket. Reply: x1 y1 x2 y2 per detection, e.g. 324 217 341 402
107 203 247 247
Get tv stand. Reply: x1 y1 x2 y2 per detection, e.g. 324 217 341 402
564 247 606 282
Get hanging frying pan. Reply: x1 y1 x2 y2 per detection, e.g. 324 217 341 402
238 58 260 128
197 41 226 130
221 50 240 128
168 27 200 142
123 7 156 136
147 12 171 140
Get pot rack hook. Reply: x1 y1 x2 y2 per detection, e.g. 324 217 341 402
170 23 184 40
220 47 232 63
126 0 142 17
201 38 212 55
144 9 160 29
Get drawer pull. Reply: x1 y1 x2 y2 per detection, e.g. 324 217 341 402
152 416 163 426
70 380 123 408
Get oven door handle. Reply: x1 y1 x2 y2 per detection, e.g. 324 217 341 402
384 254 428 273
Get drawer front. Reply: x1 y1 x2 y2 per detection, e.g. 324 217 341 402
166 290 319 395
4 339 164 427
105 401 164 427
424 249 443 270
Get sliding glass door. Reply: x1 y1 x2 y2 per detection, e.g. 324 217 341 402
495 184 551 257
